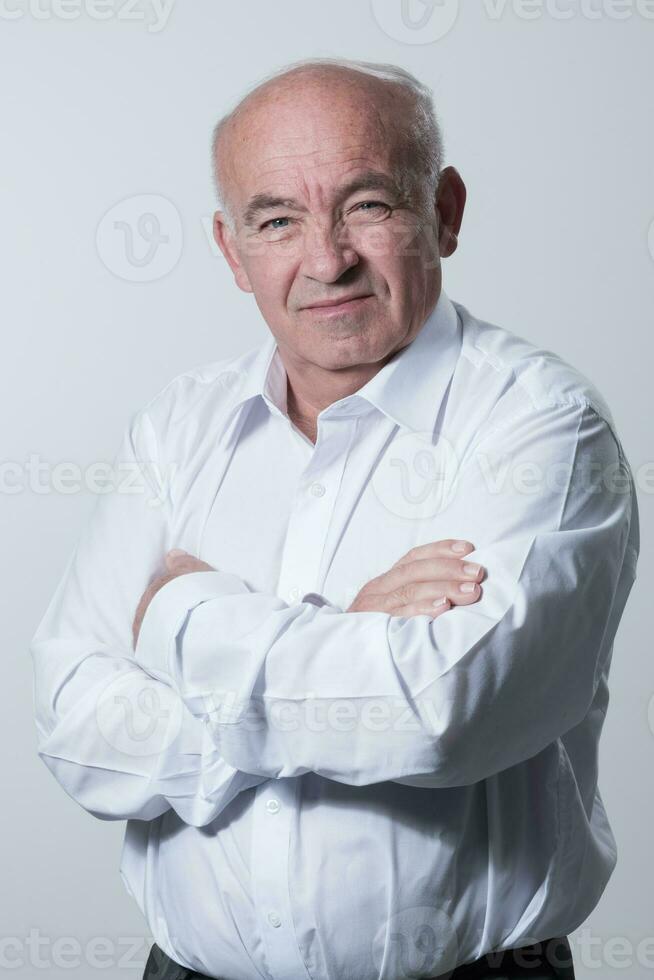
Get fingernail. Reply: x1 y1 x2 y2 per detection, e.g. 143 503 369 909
432 596 449 607
460 582 478 593
463 563 481 577
167 548 187 558
451 541 469 553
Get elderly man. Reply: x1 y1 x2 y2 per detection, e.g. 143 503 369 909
31 58 639 980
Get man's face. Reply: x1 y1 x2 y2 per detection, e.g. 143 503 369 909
213 76 459 374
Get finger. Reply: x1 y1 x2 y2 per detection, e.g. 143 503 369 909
420 579 482 605
403 580 483 607
378 579 482 613
390 598 452 619
379 557 485 594
393 540 475 567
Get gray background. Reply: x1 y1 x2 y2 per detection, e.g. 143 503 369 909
1 1 652 977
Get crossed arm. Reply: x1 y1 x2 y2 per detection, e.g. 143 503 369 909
30 398 637 825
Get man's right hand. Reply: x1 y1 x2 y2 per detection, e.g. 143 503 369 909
346 540 485 619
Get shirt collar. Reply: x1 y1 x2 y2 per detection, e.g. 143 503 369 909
224 290 462 435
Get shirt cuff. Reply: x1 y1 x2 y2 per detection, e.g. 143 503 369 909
134 570 252 681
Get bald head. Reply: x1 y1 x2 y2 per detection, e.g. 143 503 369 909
211 59 444 232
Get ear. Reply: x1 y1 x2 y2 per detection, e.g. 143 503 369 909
435 166 467 258
213 210 253 293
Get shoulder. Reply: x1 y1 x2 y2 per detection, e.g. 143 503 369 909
130 340 264 438
451 300 622 448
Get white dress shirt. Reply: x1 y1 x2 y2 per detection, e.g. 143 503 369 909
30 291 640 980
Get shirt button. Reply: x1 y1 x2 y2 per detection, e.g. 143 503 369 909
309 482 326 497
268 911 282 928
265 798 281 814
288 586 301 601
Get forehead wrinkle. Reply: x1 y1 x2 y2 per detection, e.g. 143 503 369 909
257 139 388 172
247 144 396 201
233 145 374 219
230 91 393 175
255 155 389 195
243 158 402 226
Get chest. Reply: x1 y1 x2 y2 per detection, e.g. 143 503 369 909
169 400 468 610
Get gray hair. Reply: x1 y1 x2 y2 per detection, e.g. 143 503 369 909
210 57 445 232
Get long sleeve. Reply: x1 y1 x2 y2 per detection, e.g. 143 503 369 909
29 408 268 825
134 400 639 789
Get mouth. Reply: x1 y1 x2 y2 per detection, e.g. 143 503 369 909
303 294 374 316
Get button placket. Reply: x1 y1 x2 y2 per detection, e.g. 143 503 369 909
250 781 311 979
277 419 353 605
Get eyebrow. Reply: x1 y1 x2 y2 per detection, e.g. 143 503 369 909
241 170 403 228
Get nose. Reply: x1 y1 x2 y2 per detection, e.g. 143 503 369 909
299 218 359 283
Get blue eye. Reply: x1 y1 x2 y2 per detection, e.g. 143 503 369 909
261 217 290 231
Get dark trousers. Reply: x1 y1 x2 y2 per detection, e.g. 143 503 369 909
143 935 575 979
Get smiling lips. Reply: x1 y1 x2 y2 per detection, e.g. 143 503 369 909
304 293 374 313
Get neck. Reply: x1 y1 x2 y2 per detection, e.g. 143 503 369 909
286 390 318 444
283 354 393 445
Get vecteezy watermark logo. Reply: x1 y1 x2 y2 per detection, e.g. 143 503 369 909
96 671 183 757
371 905 459 979
0 931 149 971
372 431 460 520
0 453 174 507
0 0 177 33
370 0 460 43
96 194 183 282
483 0 654 21
481 0 654 21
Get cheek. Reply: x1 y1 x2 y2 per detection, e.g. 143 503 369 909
356 222 425 280
244 251 296 305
